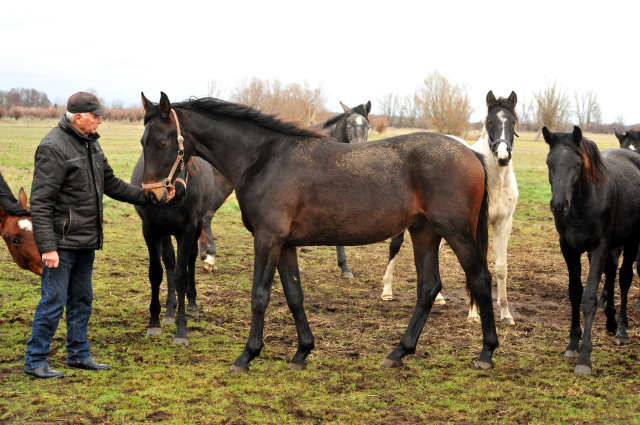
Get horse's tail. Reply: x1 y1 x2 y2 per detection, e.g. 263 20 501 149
468 150 490 310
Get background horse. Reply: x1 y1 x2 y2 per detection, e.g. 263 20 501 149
140 92 496 374
318 101 371 279
381 91 519 326
0 172 41 276
544 126 640 376
132 143 217 345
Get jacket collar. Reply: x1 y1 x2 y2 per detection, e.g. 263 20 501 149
59 114 101 143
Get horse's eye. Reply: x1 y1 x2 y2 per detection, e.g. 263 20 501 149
11 238 19 245
159 140 168 149
488 120 493 126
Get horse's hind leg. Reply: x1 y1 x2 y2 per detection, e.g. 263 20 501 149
172 229 199 346
161 236 177 324
446 234 497 370
381 232 405 301
278 245 315 370
615 239 639 345
493 217 514 326
602 251 618 333
598 248 620 313
336 246 353 279
143 227 163 336
383 223 442 367
199 212 217 272
186 229 200 318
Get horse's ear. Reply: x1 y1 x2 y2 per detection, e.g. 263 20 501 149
614 128 625 142
340 102 353 115
508 91 517 108
159 92 171 119
364 101 371 116
572 126 583 146
542 127 553 145
486 91 497 107
18 187 28 209
141 92 153 112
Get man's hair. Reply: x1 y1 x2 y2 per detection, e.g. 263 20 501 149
65 111 88 123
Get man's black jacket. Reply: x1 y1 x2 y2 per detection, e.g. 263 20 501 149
30 115 146 253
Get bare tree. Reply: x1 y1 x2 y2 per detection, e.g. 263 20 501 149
517 94 535 128
206 78 224 98
614 114 625 127
574 90 602 131
404 93 420 128
377 93 401 127
534 79 571 138
415 71 473 137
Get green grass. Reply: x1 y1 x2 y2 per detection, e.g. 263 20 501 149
1 120 639 424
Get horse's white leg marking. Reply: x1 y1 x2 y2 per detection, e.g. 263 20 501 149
468 302 480 322
434 292 446 305
381 258 396 301
630 145 636 151
18 219 33 232
493 217 514 325
203 254 217 272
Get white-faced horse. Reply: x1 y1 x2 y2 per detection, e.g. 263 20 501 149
381 91 519 326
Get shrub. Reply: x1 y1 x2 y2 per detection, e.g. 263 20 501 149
371 115 388 134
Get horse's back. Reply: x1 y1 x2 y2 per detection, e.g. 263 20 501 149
602 148 640 244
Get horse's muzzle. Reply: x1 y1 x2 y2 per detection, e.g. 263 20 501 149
145 187 168 206
550 199 570 216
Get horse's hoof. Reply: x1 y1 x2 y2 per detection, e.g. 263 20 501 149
381 294 393 301
565 350 579 358
615 337 629 346
473 361 493 370
162 316 175 324
381 358 402 368
173 337 189 346
186 310 199 318
203 263 217 272
288 362 306 370
434 298 446 306
146 327 162 336
574 364 591 376
467 316 481 324
501 317 515 326
227 364 248 374
342 272 354 279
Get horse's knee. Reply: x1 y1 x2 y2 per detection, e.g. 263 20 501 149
494 265 507 281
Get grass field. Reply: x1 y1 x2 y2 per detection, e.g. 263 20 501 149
1 118 639 424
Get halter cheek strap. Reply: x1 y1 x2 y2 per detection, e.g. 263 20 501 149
141 109 186 190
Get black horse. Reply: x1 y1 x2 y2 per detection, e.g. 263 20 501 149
140 92 495 374
596 129 640 312
318 101 371 279
544 126 640 375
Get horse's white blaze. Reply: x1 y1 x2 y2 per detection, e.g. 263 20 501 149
497 141 509 159
497 110 507 140
355 115 364 125
18 219 32 232
630 145 636 151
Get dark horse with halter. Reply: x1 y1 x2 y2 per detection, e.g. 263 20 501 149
317 101 371 279
141 92 495 373
544 126 640 375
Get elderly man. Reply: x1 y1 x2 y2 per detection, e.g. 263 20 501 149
25 92 148 379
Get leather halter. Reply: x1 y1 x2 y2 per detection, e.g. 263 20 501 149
487 133 514 153
141 109 187 190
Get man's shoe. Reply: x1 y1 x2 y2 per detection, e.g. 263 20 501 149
67 359 110 371
24 365 64 379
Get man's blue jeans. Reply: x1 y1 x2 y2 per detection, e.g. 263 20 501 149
25 249 95 369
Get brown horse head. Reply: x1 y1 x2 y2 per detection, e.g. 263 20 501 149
0 188 42 276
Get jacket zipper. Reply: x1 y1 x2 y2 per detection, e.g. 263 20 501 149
85 142 103 248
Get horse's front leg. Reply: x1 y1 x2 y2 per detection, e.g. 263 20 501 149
172 229 198 346
575 242 609 376
186 226 201 318
278 245 315 369
598 248 620 313
492 217 515 325
142 226 163 336
199 212 217 272
602 251 618 333
335 246 353 279
229 237 283 373
559 237 583 360
161 236 177 323
615 239 640 345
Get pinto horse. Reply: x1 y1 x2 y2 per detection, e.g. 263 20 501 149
140 92 496 373
0 173 41 276
544 126 640 376
381 91 519 326
318 101 371 279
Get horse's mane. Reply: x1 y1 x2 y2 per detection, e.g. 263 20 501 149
0 172 30 217
321 104 370 128
560 137 609 185
145 97 328 139
488 97 518 124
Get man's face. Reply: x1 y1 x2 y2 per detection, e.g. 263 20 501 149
73 112 103 135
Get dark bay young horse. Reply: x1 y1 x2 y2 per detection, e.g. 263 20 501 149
544 126 640 375
141 92 495 374
0 173 42 276
318 101 371 278
133 129 218 345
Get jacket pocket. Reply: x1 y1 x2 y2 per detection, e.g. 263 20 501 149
61 207 74 241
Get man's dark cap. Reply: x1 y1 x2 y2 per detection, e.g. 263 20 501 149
67 92 111 116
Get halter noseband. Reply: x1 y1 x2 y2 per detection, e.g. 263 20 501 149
487 133 514 153
141 109 188 191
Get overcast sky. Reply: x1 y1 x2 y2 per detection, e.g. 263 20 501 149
3 1 638 124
